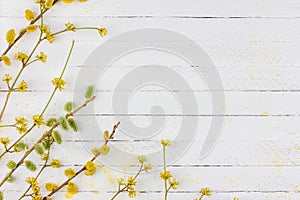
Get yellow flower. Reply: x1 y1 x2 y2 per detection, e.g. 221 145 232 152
36 52 47 63
17 124 28 134
14 52 28 63
144 164 152 172
6 29 16 44
15 117 27 126
137 156 147 164
26 25 38 33
50 159 61 168
128 189 136 198
51 78 66 91
1 56 11 66
45 0 54 8
99 145 110 155
98 28 107 37
169 178 179 189
201 187 211 197
2 74 12 83
64 168 76 178
46 33 55 43
160 170 172 180
66 182 78 194
39 24 50 34
16 80 28 92
33 115 44 128
26 177 36 184
161 139 171 147
65 22 76 31
118 178 125 185
84 161 96 176
0 137 10 147
25 9 35 21
62 0 74 3
45 182 57 192
126 176 136 189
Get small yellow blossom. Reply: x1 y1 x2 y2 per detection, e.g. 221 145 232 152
17 124 28 134
50 159 61 168
1 56 11 66
39 24 50 33
62 0 74 3
85 161 96 176
2 74 12 83
66 182 78 194
26 25 38 33
98 27 107 37
15 117 27 125
65 22 76 31
51 78 66 91
161 139 171 147
0 137 10 147
46 33 55 43
36 52 47 63
160 170 172 180
64 168 76 178
16 80 28 92
118 178 125 185
45 0 54 8
128 190 136 198
45 182 57 192
126 176 136 189
14 52 28 63
33 115 44 128
201 187 211 197
25 9 35 21
6 29 16 44
144 164 152 172
137 156 147 164
169 178 179 189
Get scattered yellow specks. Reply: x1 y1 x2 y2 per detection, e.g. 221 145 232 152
262 111 269 116
96 163 116 184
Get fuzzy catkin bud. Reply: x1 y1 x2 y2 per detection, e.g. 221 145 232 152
46 118 57 127
0 191 3 200
53 130 62 144
67 118 78 132
14 141 28 152
25 160 37 171
64 102 74 112
85 85 94 99
7 175 15 183
7 160 16 169
35 143 44 155
59 116 69 130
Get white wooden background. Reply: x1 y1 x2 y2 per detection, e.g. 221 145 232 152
1 0 300 199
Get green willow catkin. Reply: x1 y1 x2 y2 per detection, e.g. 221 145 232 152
59 116 69 131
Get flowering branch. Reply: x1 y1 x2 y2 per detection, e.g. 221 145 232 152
42 122 120 199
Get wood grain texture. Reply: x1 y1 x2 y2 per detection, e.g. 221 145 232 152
0 0 300 200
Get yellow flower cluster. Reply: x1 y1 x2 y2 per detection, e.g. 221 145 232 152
194 187 212 200
1 56 11 66
0 137 10 147
65 22 76 31
98 28 107 38
26 177 42 200
51 77 66 91
160 170 172 181
40 24 55 43
6 29 16 44
50 159 61 168
36 52 47 63
14 51 28 63
15 117 28 134
161 139 171 147
2 74 12 83
16 80 28 92
33 115 44 128
92 144 110 156
35 0 54 8
85 161 96 176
